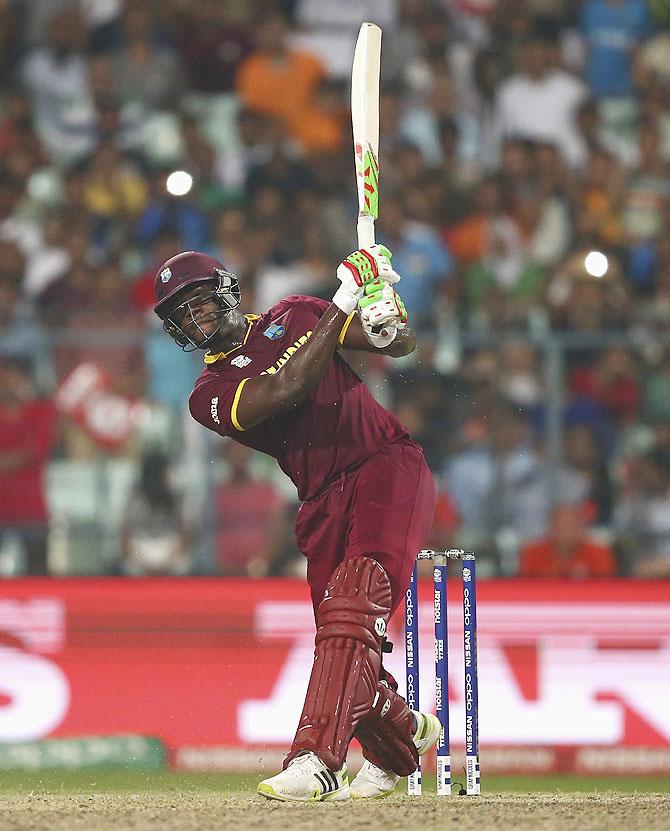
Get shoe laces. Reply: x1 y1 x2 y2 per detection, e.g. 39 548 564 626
286 753 324 777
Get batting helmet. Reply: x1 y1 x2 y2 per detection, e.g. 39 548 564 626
153 251 240 350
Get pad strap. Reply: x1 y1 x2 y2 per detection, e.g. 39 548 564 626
354 679 419 776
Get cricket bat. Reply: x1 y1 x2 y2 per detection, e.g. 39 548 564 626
351 22 382 250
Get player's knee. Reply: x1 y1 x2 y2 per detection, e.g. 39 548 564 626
315 556 392 649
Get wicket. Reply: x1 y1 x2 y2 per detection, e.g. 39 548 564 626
404 549 480 796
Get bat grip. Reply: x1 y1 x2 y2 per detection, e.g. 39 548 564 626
357 215 375 249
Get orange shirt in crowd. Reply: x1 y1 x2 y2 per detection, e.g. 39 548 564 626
519 538 617 579
236 50 326 148
443 214 488 263
293 106 345 155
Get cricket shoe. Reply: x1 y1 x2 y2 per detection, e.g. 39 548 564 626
350 711 441 799
257 752 350 802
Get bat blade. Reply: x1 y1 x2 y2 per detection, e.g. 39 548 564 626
351 22 381 249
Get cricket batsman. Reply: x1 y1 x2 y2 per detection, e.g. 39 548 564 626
154 245 438 801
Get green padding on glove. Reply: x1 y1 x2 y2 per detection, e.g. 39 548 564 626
344 251 377 283
359 279 385 308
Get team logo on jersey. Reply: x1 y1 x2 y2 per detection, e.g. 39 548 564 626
231 355 252 368
160 267 172 283
210 396 220 424
263 324 285 340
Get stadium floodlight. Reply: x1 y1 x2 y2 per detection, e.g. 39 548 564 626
166 170 193 197
584 250 608 278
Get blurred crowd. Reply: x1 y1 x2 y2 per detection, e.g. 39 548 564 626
0 0 669 579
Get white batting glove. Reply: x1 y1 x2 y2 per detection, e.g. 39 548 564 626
332 245 400 314
358 280 408 348
363 322 402 348
367 244 401 285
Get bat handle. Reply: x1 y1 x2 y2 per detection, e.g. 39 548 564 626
357 215 376 249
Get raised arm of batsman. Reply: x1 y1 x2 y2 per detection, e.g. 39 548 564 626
231 245 415 429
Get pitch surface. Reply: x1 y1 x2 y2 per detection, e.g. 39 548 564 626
2 773 669 831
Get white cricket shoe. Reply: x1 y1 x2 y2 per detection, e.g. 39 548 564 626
257 752 350 802
350 711 441 799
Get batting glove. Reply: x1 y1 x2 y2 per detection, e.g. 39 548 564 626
333 245 400 314
358 280 408 348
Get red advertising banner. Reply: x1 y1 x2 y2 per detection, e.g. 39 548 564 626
1 579 669 770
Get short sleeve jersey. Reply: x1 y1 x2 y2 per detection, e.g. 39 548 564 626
188 295 408 501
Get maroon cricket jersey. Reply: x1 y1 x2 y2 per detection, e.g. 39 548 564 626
188 295 409 501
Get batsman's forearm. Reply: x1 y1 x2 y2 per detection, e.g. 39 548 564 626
276 303 347 404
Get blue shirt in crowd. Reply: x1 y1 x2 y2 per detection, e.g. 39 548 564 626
581 0 653 98
379 224 453 324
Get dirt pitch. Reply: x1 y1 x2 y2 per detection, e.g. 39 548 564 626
3 791 669 831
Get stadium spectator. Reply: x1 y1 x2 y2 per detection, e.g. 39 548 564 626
52 261 144 390
376 193 453 330
0 1 21 80
236 12 327 154
0 358 56 575
644 349 670 425
179 117 239 213
20 9 93 164
443 403 549 551
213 441 289 577
497 339 544 411
560 423 614 526
120 451 190 576
0 245 53 386
519 503 617 578
492 30 588 167
0 89 46 166
175 0 253 94
294 77 348 157
469 48 507 171
136 169 210 256
545 246 631 333
244 121 313 201
615 449 670 577
393 375 452 473
579 146 625 246
621 116 670 292
636 26 670 90
23 214 70 300
580 0 653 100
0 169 42 259
82 140 148 224
113 6 185 112
36 255 93 331
570 346 641 429
424 486 460 555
